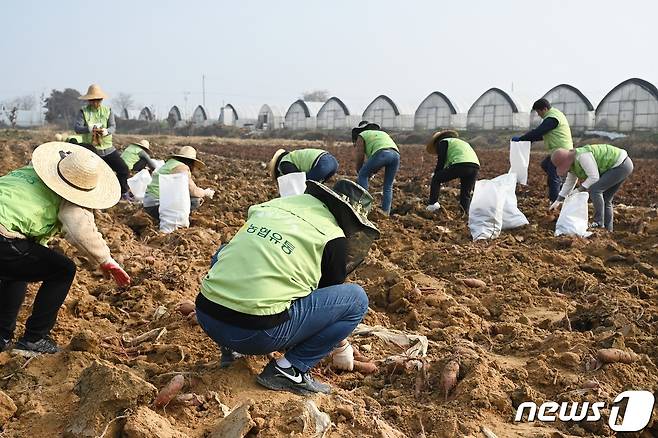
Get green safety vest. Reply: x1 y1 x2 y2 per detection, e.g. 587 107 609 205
0 166 62 245
201 194 345 316
542 107 573 152
444 138 480 168
280 149 326 173
359 130 399 158
145 158 183 199
121 144 144 171
571 144 623 180
81 105 113 150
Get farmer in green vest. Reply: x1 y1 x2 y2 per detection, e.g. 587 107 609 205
268 148 338 183
121 139 158 173
195 179 379 395
512 98 573 202
352 121 400 215
73 84 133 201
424 130 480 214
0 142 130 355
143 146 214 221
550 145 633 231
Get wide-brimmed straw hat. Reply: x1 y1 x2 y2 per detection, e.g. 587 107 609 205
31 142 120 209
551 148 575 177
134 139 151 151
78 84 108 101
267 148 287 180
351 121 381 143
170 146 205 168
306 179 380 273
425 130 459 154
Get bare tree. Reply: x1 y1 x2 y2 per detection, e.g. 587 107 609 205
112 92 134 111
301 90 329 102
1 95 36 110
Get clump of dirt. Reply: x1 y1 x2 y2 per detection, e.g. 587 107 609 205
0 130 656 437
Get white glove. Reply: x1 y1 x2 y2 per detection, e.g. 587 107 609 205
331 342 354 371
426 202 441 212
101 128 109 136
549 200 562 211
203 188 215 199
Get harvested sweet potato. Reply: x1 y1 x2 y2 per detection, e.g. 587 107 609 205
154 374 185 407
596 348 639 365
353 360 378 374
462 278 486 288
440 360 460 401
177 300 196 316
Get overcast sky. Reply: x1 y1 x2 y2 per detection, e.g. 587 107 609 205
1 0 656 118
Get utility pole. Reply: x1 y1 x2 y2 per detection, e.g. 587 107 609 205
202 74 206 108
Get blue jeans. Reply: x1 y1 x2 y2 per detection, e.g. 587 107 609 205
357 149 400 214
541 155 561 202
196 283 368 372
306 154 339 183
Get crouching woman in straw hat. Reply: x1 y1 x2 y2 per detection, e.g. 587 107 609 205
195 179 379 395
0 142 131 355
73 84 133 201
550 144 634 232
143 146 215 221
121 139 159 173
424 130 480 215
268 148 339 183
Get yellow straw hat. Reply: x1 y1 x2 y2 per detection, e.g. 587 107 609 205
267 149 287 180
31 142 120 209
425 130 459 154
170 146 205 168
135 139 151 151
79 84 108 100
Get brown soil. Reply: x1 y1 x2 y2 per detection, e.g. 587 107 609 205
0 130 657 437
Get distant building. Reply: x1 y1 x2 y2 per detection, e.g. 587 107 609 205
415 91 464 130
530 84 594 132
257 104 285 130
219 104 258 128
191 105 210 125
467 88 529 130
167 105 183 127
284 100 323 130
138 107 154 121
595 78 658 131
362 95 414 130
315 97 362 130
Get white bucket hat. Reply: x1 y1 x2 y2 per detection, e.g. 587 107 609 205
267 148 287 180
78 84 108 100
170 146 205 167
32 142 121 209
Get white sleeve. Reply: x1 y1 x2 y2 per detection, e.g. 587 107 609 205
559 173 578 198
578 152 600 189
58 200 112 266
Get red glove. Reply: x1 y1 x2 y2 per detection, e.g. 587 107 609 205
100 258 131 287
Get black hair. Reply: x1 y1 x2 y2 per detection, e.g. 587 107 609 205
532 98 551 111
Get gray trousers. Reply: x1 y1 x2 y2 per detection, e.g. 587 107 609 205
588 157 633 231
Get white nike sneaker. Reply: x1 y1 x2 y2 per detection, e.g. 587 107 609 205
256 359 331 395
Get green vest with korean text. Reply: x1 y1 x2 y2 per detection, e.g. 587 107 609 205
280 149 326 172
145 158 183 199
359 130 399 158
444 138 480 168
0 166 61 245
121 144 143 171
200 194 345 316
81 105 113 150
571 144 622 180
542 107 573 152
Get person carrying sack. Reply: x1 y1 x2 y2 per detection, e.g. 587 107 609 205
550 144 633 232
268 148 338 183
121 139 158 173
73 84 133 201
512 98 573 202
143 146 214 221
0 142 130 355
352 121 400 215
195 179 380 395
424 130 480 215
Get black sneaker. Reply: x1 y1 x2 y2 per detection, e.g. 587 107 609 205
256 359 331 395
0 338 10 352
220 346 243 368
14 337 60 355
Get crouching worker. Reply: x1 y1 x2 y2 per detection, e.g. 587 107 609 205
143 146 214 221
0 142 131 354
195 179 380 395
121 139 158 173
268 148 339 183
425 130 480 214
550 144 633 232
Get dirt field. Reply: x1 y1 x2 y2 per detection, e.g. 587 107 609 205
0 130 657 437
